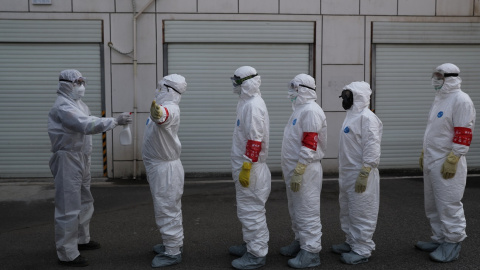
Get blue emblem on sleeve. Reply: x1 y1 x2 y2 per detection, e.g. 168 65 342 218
146 118 150 125
237 119 240 126
344 126 350 133
437 111 443 118
293 119 297 125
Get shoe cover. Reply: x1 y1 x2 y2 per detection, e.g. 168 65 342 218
151 252 181 268
153 244 183 254
231 252 266 270
229 243 247 257
415 241 440 252
280 240 301 257
287 249 320 269
153 244 165 254
331 242 351 254
429 242 461 263
340 251 369 265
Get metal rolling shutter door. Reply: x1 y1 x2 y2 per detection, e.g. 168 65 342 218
0 20 103 177
375 44 480 168
165 21 314 173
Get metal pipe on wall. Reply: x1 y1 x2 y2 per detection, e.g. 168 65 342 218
132 0 155 179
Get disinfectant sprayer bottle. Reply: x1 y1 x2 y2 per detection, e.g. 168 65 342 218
119 112 132 145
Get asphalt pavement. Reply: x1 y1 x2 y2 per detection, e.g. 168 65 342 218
1 175 479 269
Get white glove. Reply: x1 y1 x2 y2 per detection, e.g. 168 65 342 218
116 113 132 125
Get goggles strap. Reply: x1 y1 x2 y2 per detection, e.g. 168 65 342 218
299 84 316 91
164 84 182 95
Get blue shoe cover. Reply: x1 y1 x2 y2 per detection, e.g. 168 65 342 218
331 242 351 254
153 244 183 254
232 252 266 270
229 243 247 257
429 242 461 263
151 252 181 268
280 240 301 257
340 251 369 265
415 241 440 252
287 249 320 269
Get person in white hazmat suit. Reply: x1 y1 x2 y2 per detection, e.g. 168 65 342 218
332 81 382 265
416 63 475 263
280 74 327 269
48 69 132 267
142 74 187 268
228 66 271 270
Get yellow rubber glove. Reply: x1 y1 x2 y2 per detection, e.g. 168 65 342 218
419 149 424 171
150 100 163 121
355 166 371 193
290 162 307 192
239 162 252 187
441 152 460 179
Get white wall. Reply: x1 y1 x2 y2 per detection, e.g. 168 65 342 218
1 0 480 178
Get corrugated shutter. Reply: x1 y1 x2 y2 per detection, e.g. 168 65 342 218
164 21 314 43
0 43 103 177
0 20 102 43
374 44 480 168
169 43 310 173
373 22 480 44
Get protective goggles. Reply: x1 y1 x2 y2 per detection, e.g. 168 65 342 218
339 89 353 99
59 77 87 87
231 74 258 87
432 70 458 80
164 84 182 95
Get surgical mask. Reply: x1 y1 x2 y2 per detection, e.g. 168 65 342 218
72 85 85 100
432 79 444 91
233 85 242 95
288 89 298 103
339 89 353 110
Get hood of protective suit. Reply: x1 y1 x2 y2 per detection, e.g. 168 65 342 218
435 63 462 94
343 81 371 113
289 74 317 107
58 69 83 100
234 66 261 99
155 74 187 105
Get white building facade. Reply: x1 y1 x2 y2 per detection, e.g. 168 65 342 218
1 0 480 179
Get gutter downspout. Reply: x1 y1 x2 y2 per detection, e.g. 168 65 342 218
132 0 155 179
108 0 154 179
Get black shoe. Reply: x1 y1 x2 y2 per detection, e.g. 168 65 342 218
58 255 89 267
78 241 101 250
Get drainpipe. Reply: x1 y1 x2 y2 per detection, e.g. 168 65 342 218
108 0 154 179
131 0 155 179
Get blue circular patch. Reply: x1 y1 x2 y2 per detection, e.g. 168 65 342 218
437 111 444 118
344 126 350 133
237 119 240 126
293 119 297 125
146 118 150 125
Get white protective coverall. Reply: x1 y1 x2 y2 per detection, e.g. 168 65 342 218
338 81 382 257
231 66 271 258
142 74 187 256
423 63 475 244
281 74 327 254
48 69 118 261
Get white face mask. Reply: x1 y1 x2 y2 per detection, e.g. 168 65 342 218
288 89 298 103
432 78 444 91
72 85 85 100
233 85 242 95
